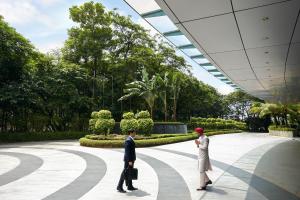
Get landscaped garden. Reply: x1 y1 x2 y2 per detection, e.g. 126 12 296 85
1 1 299 144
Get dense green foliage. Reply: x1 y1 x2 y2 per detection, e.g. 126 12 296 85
79 130 243 148
250 102 300 129
189 117 246 130
136 110 154 135
120 112 138 134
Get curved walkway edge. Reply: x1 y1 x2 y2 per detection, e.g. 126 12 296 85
0 152 43 186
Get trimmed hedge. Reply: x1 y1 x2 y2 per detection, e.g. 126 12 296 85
268 125 295 131
0 131 88 143
79 129 243 148
85 133 188 141
189 117 246 130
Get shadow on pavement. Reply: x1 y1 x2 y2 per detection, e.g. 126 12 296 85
125 189 151 197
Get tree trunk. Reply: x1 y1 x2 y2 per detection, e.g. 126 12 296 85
1 109 4 132
150 106 153 119
164 93 167 122
92 68 96 98
172 96 177 121
273 115 279 126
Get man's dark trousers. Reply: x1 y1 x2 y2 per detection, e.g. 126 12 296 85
117 161 134 188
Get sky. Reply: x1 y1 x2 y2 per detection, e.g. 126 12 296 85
0 0 234 95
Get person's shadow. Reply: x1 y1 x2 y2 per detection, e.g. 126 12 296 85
205 186 227 195
126 189 151 197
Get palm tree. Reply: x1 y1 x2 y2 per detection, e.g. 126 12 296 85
156 72 169 122
250 103 298 126
118 69 159 118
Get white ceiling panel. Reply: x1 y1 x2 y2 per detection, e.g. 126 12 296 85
209 50 250 70
232 0 287 11
226 69 257 81
260 78 285 88
286 77 300 86
292 19 300 43
235 79 264 90
160 0 231 22
254 66 284 79
287 43 300 65
285 65 300 77
153 0 179 23
126 0 161 13
246 45 289 67
183 13 243 53
236 0 300 49
175 23 208 55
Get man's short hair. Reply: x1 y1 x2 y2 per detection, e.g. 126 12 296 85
128 129 135 134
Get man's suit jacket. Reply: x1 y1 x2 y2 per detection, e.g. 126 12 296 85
124 136 136 162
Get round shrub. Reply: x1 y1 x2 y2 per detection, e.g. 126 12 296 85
136 110 151 118
136 110 153 135
90 110 115 135
89 119 97 132
98 110 113 119
120 112 138 134
91 111 99 119
123 112 135 119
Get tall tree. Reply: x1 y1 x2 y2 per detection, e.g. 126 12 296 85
0 16 34 84
62 1 112 98
225 90 261 120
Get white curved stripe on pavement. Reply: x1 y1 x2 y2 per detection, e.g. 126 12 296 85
0 148 86 200
0 155 20 176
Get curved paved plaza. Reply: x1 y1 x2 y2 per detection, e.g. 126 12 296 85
0 133 299 200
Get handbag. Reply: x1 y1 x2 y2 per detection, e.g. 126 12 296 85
125 167 138 180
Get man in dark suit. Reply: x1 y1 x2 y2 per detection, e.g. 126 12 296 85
117 129 138 193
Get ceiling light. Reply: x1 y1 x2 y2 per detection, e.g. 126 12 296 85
262 17 269 21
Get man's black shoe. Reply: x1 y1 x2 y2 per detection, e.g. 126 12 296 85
117 187 126 193
127 186 138 191
206 180 212 185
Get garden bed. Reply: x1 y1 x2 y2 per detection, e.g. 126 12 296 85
79 129 243 148
268 125 298 137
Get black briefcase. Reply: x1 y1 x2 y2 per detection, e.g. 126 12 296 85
126 168 138 180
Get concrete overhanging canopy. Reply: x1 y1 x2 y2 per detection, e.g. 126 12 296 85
125 0 300 103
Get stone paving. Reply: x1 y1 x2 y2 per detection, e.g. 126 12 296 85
0 133 299 200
